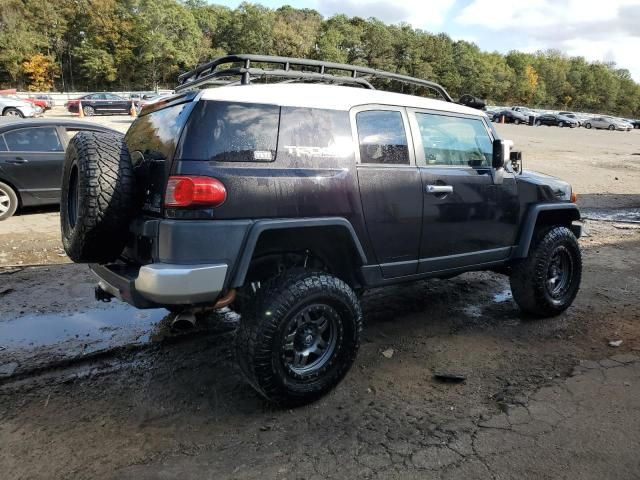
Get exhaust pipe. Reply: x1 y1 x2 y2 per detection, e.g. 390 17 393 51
170 289 236 329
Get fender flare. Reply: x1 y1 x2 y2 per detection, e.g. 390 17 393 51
230 217 367 287
512 203 581 259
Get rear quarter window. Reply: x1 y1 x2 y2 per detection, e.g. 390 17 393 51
125 103 191 163
178 101 280 162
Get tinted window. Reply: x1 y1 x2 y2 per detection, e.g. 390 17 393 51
105 93 122 100
0 136 6 151
356 110 409 165
415 113 492 167
4 127 63 152
179 101 280 162
278 107 352 161
125 103 191 162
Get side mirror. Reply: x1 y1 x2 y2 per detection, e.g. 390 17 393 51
492 139 505 169
510 150 523 174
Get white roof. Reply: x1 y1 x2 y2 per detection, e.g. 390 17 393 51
198 83 482 117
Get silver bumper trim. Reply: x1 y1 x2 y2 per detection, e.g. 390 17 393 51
134 263 228 304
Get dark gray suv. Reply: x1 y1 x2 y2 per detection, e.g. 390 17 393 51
60 55 582 406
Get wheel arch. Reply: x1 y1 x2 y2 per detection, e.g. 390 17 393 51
231 218 368 288
512 204 581 259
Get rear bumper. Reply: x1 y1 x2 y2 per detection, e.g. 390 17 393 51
90 262 227 308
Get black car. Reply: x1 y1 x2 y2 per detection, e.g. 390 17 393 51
535 114 578 128
59 55 582 406
65 93 136 116
0 119 118 220
492 109 528 124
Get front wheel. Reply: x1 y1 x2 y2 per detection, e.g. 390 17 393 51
608 125 615 130
585 123 592 129
235 271 362 406
509 226 582 317
514 119 521 125
535 120 542 126
83 105 95 116
559 121 564 127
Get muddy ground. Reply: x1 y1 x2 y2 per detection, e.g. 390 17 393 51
0 122 639 479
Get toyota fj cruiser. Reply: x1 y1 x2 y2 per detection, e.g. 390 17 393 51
60 55 582 406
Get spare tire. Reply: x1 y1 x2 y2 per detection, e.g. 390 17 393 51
60 131 135 263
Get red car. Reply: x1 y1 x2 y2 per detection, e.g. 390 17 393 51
25 97 48 110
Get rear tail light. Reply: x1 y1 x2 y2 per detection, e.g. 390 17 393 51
164 176 227 208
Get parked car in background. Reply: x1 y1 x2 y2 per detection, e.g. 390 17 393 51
558 112 582 126
511 106 538 120
0 95 37 118
0 118 118 220
584 116 632 131
535 113 578 128
32 94 55 110
630 119 640 129
492 109 528 124
65 93 137 116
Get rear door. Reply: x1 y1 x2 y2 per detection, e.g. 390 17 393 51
408 109 519 273
352 106 423 278
0 126 65 201
105 93 129 114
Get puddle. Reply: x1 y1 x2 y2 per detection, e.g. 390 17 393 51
0 307 170 369
493 290 513 303
581 208 640 224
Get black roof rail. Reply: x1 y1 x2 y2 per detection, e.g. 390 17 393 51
175 54 454 103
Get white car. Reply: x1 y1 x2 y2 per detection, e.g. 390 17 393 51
584 116 631 131
0 96 37 118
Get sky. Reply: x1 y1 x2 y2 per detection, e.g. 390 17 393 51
210 0 640 82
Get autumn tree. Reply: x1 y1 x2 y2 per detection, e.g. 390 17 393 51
22 53 57 91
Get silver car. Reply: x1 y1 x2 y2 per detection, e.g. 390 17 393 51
0 96 37 118
584 116 631 131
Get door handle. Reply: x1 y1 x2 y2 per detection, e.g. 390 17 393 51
6 157 28 164
426 184 453 194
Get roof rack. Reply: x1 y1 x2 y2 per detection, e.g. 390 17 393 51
175 54 454 103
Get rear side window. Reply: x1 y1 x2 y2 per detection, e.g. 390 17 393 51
179 101 280 162
125 103 191 162
278 107 352 161
4 127 63 152
356 110 409 165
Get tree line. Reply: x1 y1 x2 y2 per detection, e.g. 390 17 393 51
1 0 639 117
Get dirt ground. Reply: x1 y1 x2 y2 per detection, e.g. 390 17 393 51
0 121 639 479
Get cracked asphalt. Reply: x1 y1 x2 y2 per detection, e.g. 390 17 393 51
112 354 640 479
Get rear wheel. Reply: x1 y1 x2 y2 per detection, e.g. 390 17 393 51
514 119 521 125
535 120 542 126
0 181 18 220
83 105 95 116
608 124 615 130
235 271 362 406
510 226 581 317
585 123 592 129
3 108 23 118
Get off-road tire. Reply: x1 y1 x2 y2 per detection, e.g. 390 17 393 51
60 131 135 263
510 226 581 317
235 271 362 406
0 181 18 220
